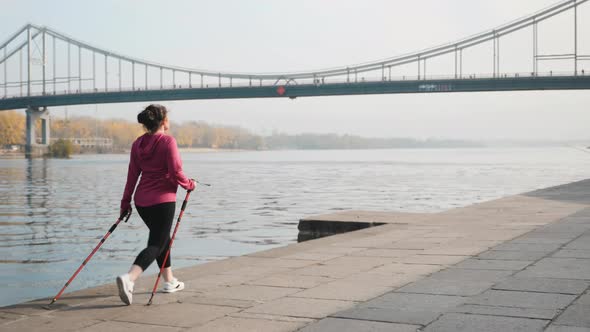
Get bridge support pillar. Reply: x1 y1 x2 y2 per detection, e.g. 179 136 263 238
25 107 50 158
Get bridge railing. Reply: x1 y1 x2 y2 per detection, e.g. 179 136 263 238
1 0 587 102
0 70 587 100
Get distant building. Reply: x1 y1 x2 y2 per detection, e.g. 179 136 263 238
51 137 113 149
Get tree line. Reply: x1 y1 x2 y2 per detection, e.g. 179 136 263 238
0 110 481 151
0 111 264 150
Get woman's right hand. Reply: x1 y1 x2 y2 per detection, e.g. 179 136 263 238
120 208 129 218
189 179 197 192
120 201 132 219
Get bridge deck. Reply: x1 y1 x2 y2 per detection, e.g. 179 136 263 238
1 180 590 331
1 75 589 111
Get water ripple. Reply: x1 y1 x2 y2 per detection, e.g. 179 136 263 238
1 148 590 306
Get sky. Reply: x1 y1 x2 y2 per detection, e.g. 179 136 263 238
1 0 589 140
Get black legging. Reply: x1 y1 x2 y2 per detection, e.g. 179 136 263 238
133 202 176 271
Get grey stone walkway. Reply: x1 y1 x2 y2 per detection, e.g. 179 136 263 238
302 208 590 331
301 182 590 332
2 180 590 331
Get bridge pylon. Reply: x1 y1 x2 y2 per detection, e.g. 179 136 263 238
25 106 50 158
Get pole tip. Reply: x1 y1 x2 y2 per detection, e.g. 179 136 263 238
42 300 56 310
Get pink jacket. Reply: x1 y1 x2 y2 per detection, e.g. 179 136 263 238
121 132 195 210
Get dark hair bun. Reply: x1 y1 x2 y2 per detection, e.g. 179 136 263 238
137 104 168 133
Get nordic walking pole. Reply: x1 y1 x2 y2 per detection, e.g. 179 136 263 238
147 189 192 305
49 209 132 305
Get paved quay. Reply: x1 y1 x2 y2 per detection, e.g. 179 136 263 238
2 180 590 331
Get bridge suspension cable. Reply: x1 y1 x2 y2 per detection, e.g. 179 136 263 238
0 0 588 99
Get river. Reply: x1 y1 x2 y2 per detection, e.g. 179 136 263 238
1 147 590 306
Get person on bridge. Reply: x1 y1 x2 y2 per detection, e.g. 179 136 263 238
117 104 196 305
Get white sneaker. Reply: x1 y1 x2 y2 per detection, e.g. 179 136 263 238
162 278 185 293
116 273 134 305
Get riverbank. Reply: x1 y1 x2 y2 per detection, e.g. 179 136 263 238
0 147 247 158
5 144 590 159
2 179 589 331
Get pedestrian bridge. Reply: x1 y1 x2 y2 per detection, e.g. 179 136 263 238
0 0 588 154
0 74 589 111
0 0 588 111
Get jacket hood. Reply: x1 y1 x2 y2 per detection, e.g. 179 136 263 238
136 133 165 160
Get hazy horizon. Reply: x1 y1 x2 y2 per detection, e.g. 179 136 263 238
1 0 589 140
37 112 590 145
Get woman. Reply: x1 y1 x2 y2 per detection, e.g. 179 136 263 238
117 104 195 305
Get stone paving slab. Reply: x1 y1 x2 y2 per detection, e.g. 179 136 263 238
280 252 344 262
428 268 514 282
526 179 590 204
367 263 445 276
421 245 494 256
112 302 239 328
217 265 292 278
290 262 371 279
228 311 315 324
577 292 590 305
299 317 421 332
451 258 534 270
516 257 590 280
452 304 559 320
183 295 258 309
422 313 549 332
3 179 590 331
565 236 590 250
510 236 575 244
545 325 590 332
289 280 393 302
305 245 367 255
524 229 584 239
349 248 422 258
0 312 25 324
362 292 469 311
80 321 183 332
333 306 449 326
554 305 590 328
203 284 304 302
477 250 549 261
396 277 495 296
553 249 590 259
340 272 417 288
466 290 576 310
53 296 142 321
395 254 470 265
243 297 356 319
232 256 319 269
492 278 590 295
320 255 393 269
0 314 102 332
184 316 308 332
333 293 468 325
245 273 336 289
490 242 564 252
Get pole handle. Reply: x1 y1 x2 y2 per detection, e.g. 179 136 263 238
190 178 211 188
119 208 132 223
